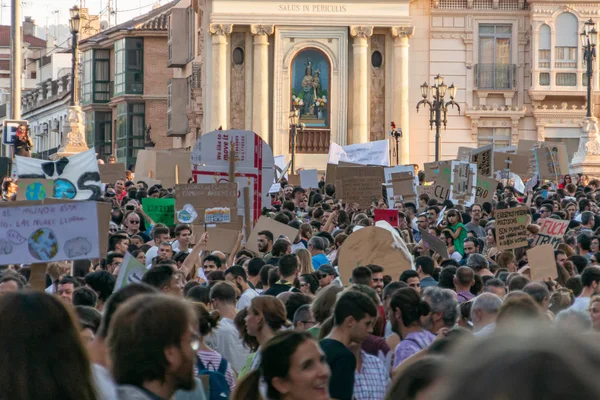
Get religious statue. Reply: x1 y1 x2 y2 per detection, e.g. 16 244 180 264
301 59 315 116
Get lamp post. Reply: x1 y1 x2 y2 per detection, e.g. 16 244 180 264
69 5 81 107
582 19 597 118
289 106 304 174
389 121 402 165
416 74 460 162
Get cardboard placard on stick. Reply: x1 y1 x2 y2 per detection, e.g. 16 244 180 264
391 171 417 203
17 179 53 201
493 152 531 178
336 166 384 209
299 169 319 189
374 209 399 227
30 263 47 291
135 150 192 188
174 183 238 224
532 218 569 249
287 174 301 186
142 198 175 226
191 225 241 254
475 176 499 204
246 216 299 255
98 163 126 184
449 161 477 206
457 147 473 162
419 227 450 259
527 244 557 282
424 161 451 183
495 206 529 250
243 186 251 241
535 143 569 181
471 144 494 178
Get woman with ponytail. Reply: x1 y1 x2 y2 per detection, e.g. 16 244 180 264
387 287 436 369
193 302 238 392
232 331 331 400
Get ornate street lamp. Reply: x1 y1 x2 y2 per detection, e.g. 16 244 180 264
69 5 81 107
582 18 597 118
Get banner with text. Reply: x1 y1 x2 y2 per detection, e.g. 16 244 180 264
327 140 390 167
532 218 569 249
495 206 529 250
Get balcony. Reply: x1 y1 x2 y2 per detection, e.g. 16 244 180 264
290 129 330 154
475 64 516 90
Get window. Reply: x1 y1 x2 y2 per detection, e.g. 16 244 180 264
371 51 383 68
233 47 244 65
478 25 512 89
82 51 93 104
85 111 113 160
167 81 172 131
116 103 145 166
539 24 551 68
114 38 144 96
477 127 511 147
555 13 577 69
82 50 112 105
540 72 550 86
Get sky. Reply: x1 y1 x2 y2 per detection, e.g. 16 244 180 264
1 0 163 29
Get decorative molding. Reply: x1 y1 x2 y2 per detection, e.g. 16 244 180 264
250 24 275 36
431 32 467 39
350 26 374 39
209 24 233 36
390 26 415 38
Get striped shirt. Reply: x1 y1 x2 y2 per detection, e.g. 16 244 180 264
353 351 390 400
196 350 237 392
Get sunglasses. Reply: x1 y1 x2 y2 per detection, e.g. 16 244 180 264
129 220 140 224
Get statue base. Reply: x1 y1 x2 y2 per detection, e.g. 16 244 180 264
50 105 89 160
570 116 600 175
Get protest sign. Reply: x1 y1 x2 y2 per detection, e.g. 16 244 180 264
287 174 301 186
0 201 102 264
17 179 53 201
424 160 451 183
327 140 390 167
527 244 557 282
135 150 192 188
374 209 399 227
299 169 319 188
338 224 412 284
532 218 569 249
192 130 274 222
457 147 473 162
449 161 477 206
246 216 299 255
174 183 237 224
475 176 498 204
493 151 531 178
269 183 281 194
142 197 175 226
418 227 449 259
517 140 539 154
191 225 241 254
471 144 493 178
424 161 452 203
325 163 337 185
384 165 416 206
391 172 417 204
494 206 529 250
15 148 102 200
274 155 289 181
98 163 126 184
535 143 569 181
525 175 538 193
114 252 147 290
336 166 384 209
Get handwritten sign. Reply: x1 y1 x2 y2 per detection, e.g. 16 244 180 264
471 144 493 178
535 143 569 181
457 147 473 162
449 161 477 206
17 179 53 201
0 201 100 264
495 206 529 250
493 152 530 178
475 176 498 204
142 198 175 226
391 171 417 204
175 183 237 224
532 218 569 249
374 209 399 227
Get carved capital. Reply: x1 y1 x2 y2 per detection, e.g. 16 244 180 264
350 26 374 39
250 24 274 36
391 26 415 38
209 24 233 36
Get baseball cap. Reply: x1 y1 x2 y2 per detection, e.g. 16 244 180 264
318 264 338 277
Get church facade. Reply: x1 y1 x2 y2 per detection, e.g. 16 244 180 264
168 0 600 170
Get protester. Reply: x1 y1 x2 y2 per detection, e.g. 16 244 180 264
471 292 503 336
264 254 300 296
224 265 259 310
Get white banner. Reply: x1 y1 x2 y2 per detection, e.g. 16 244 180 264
327 140 390 167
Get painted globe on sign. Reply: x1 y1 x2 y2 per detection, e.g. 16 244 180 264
25 182 47 200
28 228 59 261
53 178 77 199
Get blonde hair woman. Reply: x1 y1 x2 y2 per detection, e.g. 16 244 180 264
295 248 315 275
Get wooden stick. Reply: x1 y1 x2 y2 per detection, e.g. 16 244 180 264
228 140 236 184
243 186 251 240
30 263 47 292
175 164 179 185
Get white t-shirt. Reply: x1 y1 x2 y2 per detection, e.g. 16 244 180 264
145 246 158 269
236 287 259 311
569 296 590 313
92 363 118 400
206 318 250 374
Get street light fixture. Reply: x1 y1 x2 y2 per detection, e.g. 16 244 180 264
416 75 460 161
69 5 81 107
289 105 304 174
582 18 597 118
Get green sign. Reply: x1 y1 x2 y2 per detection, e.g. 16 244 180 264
142 198 175 226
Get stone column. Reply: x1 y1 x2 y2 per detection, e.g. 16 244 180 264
209 24 233 130
250 25 274 142
350 26 373 144
391 26 414 164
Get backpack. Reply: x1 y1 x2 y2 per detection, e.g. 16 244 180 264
197 357 231 400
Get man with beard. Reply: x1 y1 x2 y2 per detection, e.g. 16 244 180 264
257 230 274 259
422 287 459 335
224 266 258 310
108 294 198 400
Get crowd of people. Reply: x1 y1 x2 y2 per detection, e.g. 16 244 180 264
4 169 600 399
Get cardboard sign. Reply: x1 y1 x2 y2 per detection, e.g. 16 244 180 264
374 209 399 227
527 244 557 282
287 174 301 186
426 160 452 203
175 183 237 224
424 160 451 183
15 147 102 200
493 152 531 178
457 147 473 162
327 140 390 167
517 140 539 154
299 169 319 189
135 150 192 188
336 167 385 209
269 183 282 194
0 200 102 264
449 161 477 206
114 252 147 290
475 176 498 204
418 227 450 259
384 165 416 206
142 197 175 226
99 163 126 184
391 172 417 204
17 179 53 201
532 218 569 249
274 155 289 181
535 143 569 181
471 144 494 178
325 163 337 185
190 225 241 254
495 206 529 250
246 216 299 255
338 225 412 284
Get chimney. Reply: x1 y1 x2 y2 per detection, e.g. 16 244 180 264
23 16 35 37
